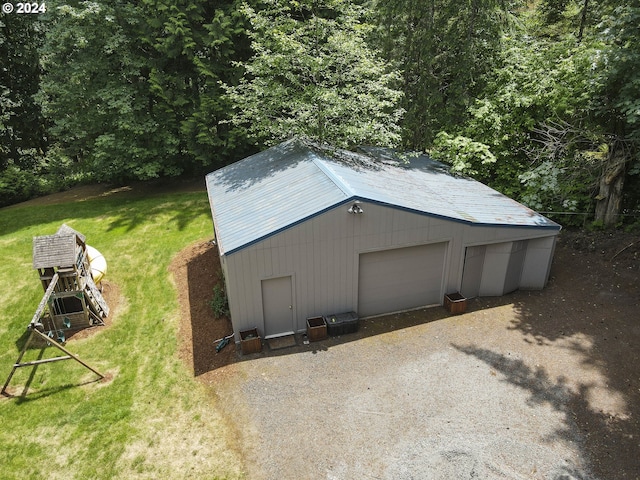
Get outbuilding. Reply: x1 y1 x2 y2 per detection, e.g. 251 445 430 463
205 139 560 339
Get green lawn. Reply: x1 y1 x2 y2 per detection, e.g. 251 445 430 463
0 187 244 479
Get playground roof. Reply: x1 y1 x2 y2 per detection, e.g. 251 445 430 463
32 224 84 269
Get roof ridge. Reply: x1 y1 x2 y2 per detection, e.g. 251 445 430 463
309 152 355 199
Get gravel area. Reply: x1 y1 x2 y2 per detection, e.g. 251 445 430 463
185 231 640 479
211 312 593 479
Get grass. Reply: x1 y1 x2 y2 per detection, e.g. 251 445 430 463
0 188 244 479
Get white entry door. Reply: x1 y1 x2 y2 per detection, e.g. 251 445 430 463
261 276 294 338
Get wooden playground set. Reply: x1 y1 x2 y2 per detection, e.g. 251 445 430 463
2 224 110 396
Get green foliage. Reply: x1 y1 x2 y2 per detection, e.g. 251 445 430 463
0 165 39 205
226 0 404 149
588 219 606 231
597 4 640 142
38 2 171 182
374 0 514 149
37 1 248 185
538 0 571 25
454 31 606 206
2 0 638 222
430 132 496 177
0 11 48 182
140 0 251 166
209 281 229 318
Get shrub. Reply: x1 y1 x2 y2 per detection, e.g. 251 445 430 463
209 283 229 318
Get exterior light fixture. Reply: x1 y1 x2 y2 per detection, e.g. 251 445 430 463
348 202 364 214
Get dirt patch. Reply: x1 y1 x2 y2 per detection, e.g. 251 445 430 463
169 240 237 376
171 229 639 479
65 280 122 341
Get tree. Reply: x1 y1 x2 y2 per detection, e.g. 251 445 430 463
38 2 171 181
374 0 515 149
591 2 640 226
422 9 610 221
139 0 251 168
0 13 48 205
225 0 404 149
431 1 640 227
39 1 247 183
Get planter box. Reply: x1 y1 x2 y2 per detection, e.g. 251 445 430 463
240 328 262 354
325 311 359 336
444 292 467 314
306 316 327 342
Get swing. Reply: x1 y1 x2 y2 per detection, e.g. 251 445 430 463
63 317 71 329
57 330 66 343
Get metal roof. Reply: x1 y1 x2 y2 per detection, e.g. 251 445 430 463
206 139 560 255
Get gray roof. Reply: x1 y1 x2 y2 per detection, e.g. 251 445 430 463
33 234 77 269
206 139 560 255
56 223 86 244
32 224 84 269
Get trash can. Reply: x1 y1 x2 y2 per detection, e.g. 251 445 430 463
325 311 359 336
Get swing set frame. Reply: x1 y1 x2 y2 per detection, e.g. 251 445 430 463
1 273 104 397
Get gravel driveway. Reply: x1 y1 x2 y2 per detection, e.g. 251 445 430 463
200 232 639 479
212 305 598 480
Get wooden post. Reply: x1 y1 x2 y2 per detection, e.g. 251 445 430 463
1 330 34 396
30 273 59 328
2 327 105 397
31 329 104 380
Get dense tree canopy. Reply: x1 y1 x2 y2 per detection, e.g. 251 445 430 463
0 0 638 225
374 0 514 149
226 0 404 148
0 12 48 201
37 0 246 184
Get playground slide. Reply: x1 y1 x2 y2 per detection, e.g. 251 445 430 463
86 245 107 284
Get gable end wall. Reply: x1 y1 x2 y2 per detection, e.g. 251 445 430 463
221 202 558 336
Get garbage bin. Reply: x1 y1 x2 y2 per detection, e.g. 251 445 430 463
325 311 359 336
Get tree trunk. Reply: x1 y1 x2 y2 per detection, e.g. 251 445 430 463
577 0 589 43
594 143 627 227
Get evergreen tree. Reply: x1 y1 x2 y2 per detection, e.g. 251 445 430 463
39 0 246 183
374 0 514 149
0 13 48 204
225 0 404 149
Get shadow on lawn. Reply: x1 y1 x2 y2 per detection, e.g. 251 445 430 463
0 178 209 237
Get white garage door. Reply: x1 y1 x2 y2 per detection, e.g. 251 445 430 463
358 242 447 317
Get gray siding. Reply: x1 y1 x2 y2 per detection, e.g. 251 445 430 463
503 240 528 294
222 202 559 336
460 245 486 298
520 236 557 289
